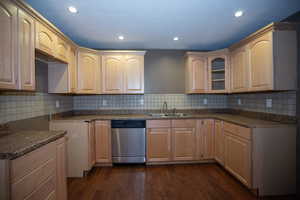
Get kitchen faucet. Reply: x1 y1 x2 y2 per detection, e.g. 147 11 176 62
161 101 168 114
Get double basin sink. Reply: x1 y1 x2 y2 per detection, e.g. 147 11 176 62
148 113 191 118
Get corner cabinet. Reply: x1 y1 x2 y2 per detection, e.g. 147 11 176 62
101 51 146 94
77 49 100 94
0 0 18 90
229 23 297 92
185 54 207 93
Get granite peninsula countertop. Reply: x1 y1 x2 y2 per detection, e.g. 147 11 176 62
0 130 66 160
51 113 295 128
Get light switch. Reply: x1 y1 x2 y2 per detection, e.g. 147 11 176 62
140 99 144 105
266 99 272 108
238 99 242 105
103 99 107 106
203 98 208 105
55 100 60 108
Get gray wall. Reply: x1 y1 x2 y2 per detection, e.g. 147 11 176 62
144 50 186 94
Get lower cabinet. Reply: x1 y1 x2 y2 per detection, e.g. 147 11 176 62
214 120 224 165
172 128 196 161
95 121 112 164
56 137 68 200
88 121 96 169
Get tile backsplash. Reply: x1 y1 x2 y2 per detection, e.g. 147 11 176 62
228 91 296 116
73 94 228 110
0 92 73 124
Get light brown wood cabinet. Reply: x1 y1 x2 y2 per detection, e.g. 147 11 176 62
18 9 35 91
200 119 215 159
77 49 100 94
68 46 77 93
35 21 57 56
214 120 224 165
101 51 145 94
56 137 68 200
88 121 96 169
95 121 112 163
185 54 207 93
229 24 297 92
230 46 249 92
172 128 196 161
224 122 252 187
55 37 69 63
0 0 18 90
146 120 172 162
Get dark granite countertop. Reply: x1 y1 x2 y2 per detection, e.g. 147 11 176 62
0 130 66 160
51 113 295 128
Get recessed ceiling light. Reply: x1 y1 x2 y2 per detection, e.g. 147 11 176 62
173 37 179 41
118 35 124 40
234 10 243 18
68 6 78 13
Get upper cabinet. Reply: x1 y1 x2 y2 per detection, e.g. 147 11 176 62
229 23 297 92
77 48 100 94
35 21 56 56
68 46 77 93
18 9 35 91
207 50 230 93
101 51 146 94
0 0 18 90
185 54 207 93
55 37 69 63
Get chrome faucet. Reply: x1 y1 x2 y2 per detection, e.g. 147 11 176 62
161 101 168 114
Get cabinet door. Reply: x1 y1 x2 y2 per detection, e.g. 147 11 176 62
214 120 224 165
68 47 77 93
35 22 56 56
186 56 207 93
56 137 67 200
124 55 144 93
18 9 35 91
231 47 248 92
56 37 69 63
77 51 100 94
224 133 251 187
202 120 215 159
147 128 171 162
249 32 273 91
0 0 18 90
88 122 96 169
208 56 228 93
172 128 196 161
95 121 112 163
101 55 124 93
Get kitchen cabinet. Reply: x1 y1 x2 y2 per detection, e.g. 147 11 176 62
0 0 18 90
172 120 196 161
146 120 172 162
95 121 112 164
35 21 56 56
207 49 230 93
214 120 224 165
230 46 249 92
77 49 100 94
18 9 35 91
55 37 69 63
88 121 96 169
185 54 207 93
68 46 77 93
224 122 251 187
56 137 68 200
101 51 146 94
198 119 215 159
229 23 297 92
50 121 95 177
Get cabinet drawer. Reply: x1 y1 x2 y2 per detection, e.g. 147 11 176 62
11 158 56 200
172 120 196 128
147 120 171 128
224 122 251 140
11 142 56 183
23 175 56 200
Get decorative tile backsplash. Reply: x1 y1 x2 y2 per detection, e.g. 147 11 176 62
73 94 228 110
0 92 73 124
228 91 296 116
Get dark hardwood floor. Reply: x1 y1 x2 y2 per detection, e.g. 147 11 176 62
67 164 296 200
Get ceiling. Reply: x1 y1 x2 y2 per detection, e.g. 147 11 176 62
25 0 300 50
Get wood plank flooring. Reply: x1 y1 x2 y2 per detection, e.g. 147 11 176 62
67 164 296 200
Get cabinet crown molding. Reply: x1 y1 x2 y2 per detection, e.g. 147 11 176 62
186 48 229 57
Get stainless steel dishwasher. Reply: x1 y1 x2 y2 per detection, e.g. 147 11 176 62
111 120 146 163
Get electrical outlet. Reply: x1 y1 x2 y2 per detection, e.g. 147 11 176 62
266 99 272 108
238 99 242 105
140 99 144 105
55 100 60 108
103 99 107 106
203 98 208 105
